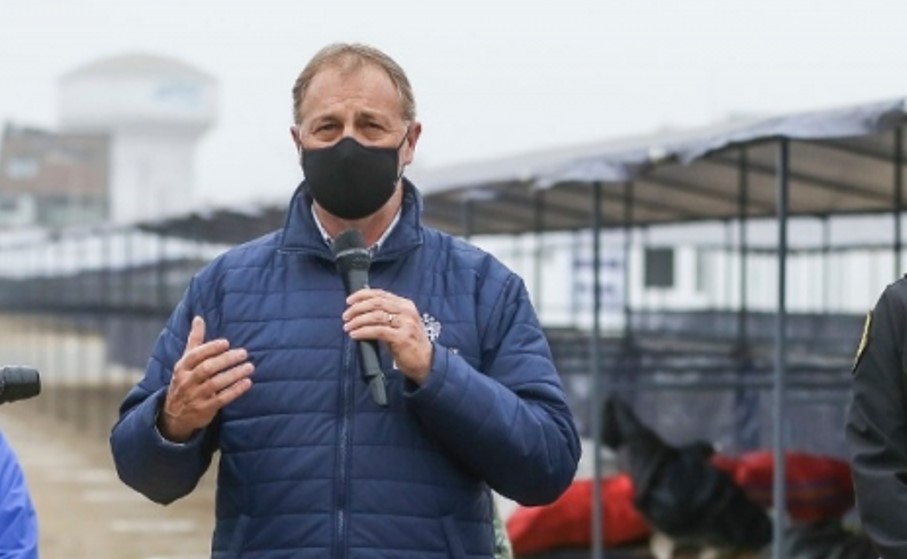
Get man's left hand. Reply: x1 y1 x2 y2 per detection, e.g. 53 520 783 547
342 288 433 385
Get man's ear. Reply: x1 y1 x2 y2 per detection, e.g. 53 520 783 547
289 125 303 152
400 121 422 167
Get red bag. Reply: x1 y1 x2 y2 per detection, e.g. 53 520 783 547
506 475 651 554
712 451 854 523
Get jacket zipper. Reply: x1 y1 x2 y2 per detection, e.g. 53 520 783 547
335 337 355 559
280 243 356 559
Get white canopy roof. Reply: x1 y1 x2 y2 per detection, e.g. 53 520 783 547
132 97 907 242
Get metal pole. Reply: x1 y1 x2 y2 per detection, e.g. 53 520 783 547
623 181 633 345
590 181 604 559
737 149 749 351
157 234 168 312
570 230 582 329
821 216 831 312
734 149 759 450
100 228 112 438
894 126 903 276
640 226 650 320
724 219 733 311
461 198 475 241
76 233 88 431
533 189 545 312
772 140 790 559
123 229 135 389
31 239 46 414
54 236 66 422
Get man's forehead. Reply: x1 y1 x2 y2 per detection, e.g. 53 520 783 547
322 55 382 80
300 62 403 118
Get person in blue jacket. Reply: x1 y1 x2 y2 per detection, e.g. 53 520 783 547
110 42 580 558
0 431 38 559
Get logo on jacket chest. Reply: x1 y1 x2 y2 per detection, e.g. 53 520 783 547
391 313 445 371
421 312 459 355
421 313 442 342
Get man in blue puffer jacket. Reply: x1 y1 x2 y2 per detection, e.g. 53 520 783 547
110 42 580 559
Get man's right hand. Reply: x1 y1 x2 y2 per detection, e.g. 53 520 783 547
158 316 254 443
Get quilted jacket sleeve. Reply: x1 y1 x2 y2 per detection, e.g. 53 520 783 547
406 271 581 506
109 278 219 505
847 280 907 558
0 432 38 558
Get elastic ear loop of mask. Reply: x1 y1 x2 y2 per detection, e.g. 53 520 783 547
395 126 410 182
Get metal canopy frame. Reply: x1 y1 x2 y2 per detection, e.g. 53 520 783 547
125 97 907 559
411 97 907 559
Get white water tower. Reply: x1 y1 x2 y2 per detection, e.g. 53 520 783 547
58 53 217 223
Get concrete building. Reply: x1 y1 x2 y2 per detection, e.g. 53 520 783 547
0 124 108 228
58 53 217 223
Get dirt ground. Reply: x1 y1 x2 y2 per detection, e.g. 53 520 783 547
0 400 216 559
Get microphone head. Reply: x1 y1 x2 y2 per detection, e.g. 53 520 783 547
333 229 370 274
0 367 41 405
333 229 366 254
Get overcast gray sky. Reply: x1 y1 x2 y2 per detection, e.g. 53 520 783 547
2 0 907 207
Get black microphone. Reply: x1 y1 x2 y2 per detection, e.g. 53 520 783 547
333 229 388 407
0 366 41 405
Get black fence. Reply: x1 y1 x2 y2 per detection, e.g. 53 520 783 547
0 228 863 462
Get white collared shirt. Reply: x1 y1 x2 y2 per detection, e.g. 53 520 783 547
310 204 402 257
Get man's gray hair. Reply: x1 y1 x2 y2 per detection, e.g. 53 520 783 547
292 43 416 125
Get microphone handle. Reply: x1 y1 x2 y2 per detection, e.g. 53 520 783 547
342 266 388 407
358 340 388 407
343 268 370 294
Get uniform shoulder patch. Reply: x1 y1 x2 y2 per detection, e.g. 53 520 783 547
853 310 872 374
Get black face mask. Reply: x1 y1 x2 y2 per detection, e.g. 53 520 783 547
301 134 407 220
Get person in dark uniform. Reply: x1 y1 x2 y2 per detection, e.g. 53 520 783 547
847 278 907 558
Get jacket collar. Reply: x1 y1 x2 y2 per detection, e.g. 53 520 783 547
278 178 425 262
